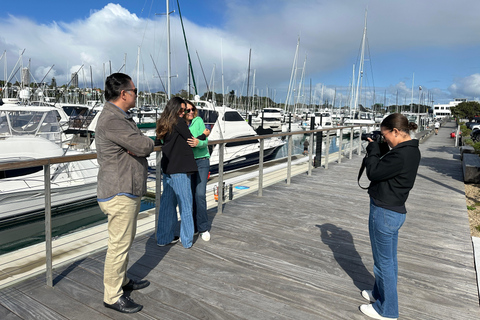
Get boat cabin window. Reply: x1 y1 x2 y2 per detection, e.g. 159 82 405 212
223 111 244 122
198 109 218 129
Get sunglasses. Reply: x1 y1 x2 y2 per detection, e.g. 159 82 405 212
124 88 138 95
185 108 195 113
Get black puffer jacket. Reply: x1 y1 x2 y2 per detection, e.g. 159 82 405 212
365 139 421 211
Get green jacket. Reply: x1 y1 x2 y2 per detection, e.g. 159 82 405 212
189 116 210 159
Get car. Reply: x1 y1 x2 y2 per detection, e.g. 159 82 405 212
471 128 480 142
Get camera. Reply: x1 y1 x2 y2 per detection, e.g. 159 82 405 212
361 130 382 143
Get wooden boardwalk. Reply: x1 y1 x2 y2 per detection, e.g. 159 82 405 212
1 121 479 319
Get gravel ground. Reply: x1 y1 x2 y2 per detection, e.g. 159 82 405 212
465 183 480 237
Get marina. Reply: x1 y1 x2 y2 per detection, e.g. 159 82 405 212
0 121 479 319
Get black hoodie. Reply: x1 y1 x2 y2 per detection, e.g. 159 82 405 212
365 139 421 213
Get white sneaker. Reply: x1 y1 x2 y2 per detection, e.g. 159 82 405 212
361 289 376 303
359 304 397 320
200 231 211 241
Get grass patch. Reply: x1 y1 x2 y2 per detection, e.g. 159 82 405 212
467 205 476 210
475 225 480 233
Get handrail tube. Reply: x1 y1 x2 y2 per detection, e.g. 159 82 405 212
325 133 330 170
338 129 343 164
44 163 53 287
155 150 162 235
217 143 224 214
358 126 363 155
258 139 264 197
308 132 313 176
287 135 292 185
349 128 354 159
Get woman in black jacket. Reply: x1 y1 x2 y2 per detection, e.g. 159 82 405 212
359 113 421 320
155 97 198 249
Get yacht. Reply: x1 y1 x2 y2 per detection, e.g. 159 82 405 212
194 98 286 174
251 107 283 132
0 103 98 221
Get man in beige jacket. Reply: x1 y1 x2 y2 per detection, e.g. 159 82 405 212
96 73 154 313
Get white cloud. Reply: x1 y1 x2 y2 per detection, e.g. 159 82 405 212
449 74 480 98
1 1 480 104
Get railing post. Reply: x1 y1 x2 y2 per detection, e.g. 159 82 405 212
217 143 225 214
338 129 343 163
349 127 354 159
44 163 53 287
325 131 330 169
308 132 313 176
286 135 292 185
357 126 362 155
155 150 162 236
258 139 264 196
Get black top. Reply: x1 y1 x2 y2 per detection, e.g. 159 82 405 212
365 139 421 213
155 118 198 174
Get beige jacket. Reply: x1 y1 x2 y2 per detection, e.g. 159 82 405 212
95 102 154 199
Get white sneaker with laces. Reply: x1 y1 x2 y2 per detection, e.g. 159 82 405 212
201 231 211 241
361 289 376 303
359 304 397 320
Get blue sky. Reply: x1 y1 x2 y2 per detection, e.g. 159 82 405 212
1 0 480 107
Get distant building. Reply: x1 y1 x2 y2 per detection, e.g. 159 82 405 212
21 68 30 86
71 73 79 88
433 98 466 118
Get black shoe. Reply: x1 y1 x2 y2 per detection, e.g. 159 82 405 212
157 236 179 247
123 279 150 291
104 295 143 313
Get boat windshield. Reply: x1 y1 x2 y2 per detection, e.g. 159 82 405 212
0 110 62 143
223 111 245 122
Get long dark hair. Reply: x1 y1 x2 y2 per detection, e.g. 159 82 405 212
156 97 186 140
381 113 418 134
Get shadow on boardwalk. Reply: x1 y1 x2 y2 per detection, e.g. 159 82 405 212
0 121 479 319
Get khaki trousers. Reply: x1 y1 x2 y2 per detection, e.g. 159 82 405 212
98 195 141 304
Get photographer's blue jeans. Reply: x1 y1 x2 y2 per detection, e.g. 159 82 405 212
156 173 194 248
369 198 406 319
192 158 210 233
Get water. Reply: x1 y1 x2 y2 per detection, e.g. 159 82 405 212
0 198 155 255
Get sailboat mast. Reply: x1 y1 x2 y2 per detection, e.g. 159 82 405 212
166 0 171 100
353 10 367 112
137 46 140 107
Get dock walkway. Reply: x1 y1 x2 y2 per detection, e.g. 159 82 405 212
1 121 479 319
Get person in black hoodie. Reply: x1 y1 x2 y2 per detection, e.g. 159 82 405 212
155 97 198 249
359 113 421 320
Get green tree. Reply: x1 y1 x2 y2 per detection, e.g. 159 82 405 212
450 101 480 121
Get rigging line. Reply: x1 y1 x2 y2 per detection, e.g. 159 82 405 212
138 0 155 48
150 54 167 94
176 0 198 95
196 50 210 93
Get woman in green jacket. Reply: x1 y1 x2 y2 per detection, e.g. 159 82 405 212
185 100 211 241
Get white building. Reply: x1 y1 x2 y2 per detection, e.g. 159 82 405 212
433 98 466 119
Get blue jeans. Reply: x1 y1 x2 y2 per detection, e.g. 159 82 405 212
192 158 210 233
156 173 194 248
369 199 406 319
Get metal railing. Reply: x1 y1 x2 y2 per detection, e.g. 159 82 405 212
0 124 372 287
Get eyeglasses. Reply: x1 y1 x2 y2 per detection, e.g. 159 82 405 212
185 108 195 113
124 88 138 95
